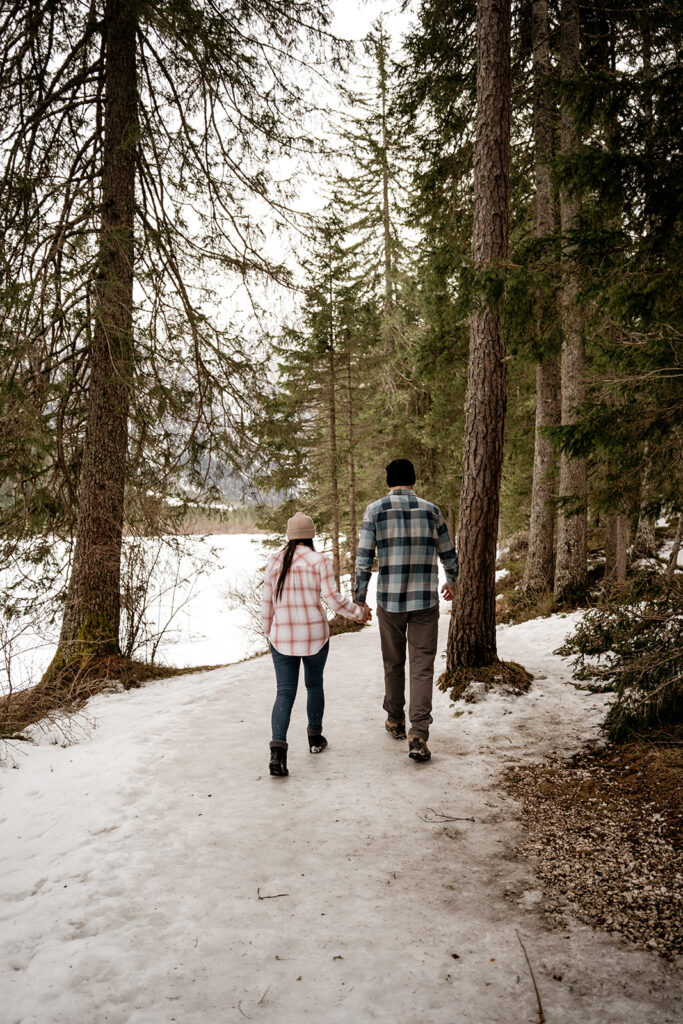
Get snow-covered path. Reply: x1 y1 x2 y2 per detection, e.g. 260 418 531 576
2 613 680 1024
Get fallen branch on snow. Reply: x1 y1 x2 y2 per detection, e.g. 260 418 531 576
418 807 476 824
257 887 290 900
516 929 545 1024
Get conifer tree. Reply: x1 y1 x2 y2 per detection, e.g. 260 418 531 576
447 0 511 667
522 0 561 594
0 0 337 674
554 0 588 602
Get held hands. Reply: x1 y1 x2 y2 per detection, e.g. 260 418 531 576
356 601 373 623
441 583 455 602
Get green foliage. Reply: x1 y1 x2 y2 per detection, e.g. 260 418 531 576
556 570 683 740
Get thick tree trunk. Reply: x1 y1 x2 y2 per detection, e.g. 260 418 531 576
447 0 511 668
49 0 137 669
345 350 357 574
605 514 628 583
523 0 560 593
554 0 587 603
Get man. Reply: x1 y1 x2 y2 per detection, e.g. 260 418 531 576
354 459 458 763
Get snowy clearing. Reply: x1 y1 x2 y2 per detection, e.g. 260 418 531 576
1 611 681 1023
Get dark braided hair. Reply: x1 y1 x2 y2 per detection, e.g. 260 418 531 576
275 538 314 601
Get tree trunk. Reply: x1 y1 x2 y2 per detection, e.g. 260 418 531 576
523 0 560 594
631 29 657 563
49 0 137 671
345 349 357 576
667 516 682 582
447 0 511 668
633 449 657 558
605 514 628 583
377 31 393 320
327 282 341 589
554 0 587 603
447 506 456 545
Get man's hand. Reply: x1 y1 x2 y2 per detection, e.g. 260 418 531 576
441 583 455 602
356 601 372 622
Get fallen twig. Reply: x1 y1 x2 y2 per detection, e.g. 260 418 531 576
418 807 476 824
257 986 270 1006
257 887 290 900
516 929 545 1024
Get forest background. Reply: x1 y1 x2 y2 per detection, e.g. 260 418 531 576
0 0 681 742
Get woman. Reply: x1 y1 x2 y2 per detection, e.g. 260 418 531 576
261 512 369 777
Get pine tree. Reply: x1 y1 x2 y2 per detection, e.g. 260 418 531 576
522 0 561 593
447 0 512 667
553 0 588 602
0 0 337 675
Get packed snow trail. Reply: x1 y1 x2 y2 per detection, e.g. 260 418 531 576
2 612 680 1024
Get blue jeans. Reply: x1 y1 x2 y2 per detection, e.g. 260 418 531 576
270 641 329 747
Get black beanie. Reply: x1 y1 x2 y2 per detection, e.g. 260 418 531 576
386 458 416 488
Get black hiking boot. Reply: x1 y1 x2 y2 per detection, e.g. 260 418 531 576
385 717 407 740
408 736 431 762
308 734 328 754
269 746 288 776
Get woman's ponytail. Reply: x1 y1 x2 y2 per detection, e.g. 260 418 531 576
275 538 314 601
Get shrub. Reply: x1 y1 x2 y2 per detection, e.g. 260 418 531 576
556 569 683 741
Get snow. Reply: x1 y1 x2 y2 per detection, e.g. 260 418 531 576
2 611 680 1023
1 535 274 692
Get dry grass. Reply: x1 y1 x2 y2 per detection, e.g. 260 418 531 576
175 506 264 536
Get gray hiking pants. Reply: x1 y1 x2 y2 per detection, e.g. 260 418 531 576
377 603 440 740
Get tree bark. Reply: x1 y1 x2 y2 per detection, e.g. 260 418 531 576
327 270 341 589
50 0 137 669
447 506 456 545
554 0 587 603
633 449 657 559
667 516 682 582
345 349 357 575
523 0 560 594
605 514 628 583
377 28 393 320
447 0 511 668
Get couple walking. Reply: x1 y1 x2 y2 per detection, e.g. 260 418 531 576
260 459 459 776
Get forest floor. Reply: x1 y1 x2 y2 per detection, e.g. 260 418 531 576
1 610 681 1024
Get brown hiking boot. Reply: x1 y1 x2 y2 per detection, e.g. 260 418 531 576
385 717 407 740
408 736 431 762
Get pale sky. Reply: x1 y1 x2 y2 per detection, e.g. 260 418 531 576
330 0 413 42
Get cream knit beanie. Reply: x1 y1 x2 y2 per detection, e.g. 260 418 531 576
286 512 316 540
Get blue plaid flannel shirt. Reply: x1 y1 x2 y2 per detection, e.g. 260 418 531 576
353 488 458 612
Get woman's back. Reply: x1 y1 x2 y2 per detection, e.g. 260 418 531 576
261 545 361 656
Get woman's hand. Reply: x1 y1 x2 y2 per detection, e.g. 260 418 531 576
356 601 372 622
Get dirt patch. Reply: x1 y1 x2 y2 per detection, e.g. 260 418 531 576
503 740 683 959
437 659 533 702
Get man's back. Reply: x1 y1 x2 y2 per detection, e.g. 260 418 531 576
354 486 458 613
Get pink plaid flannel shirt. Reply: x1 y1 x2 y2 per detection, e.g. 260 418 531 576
261 546 364 656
